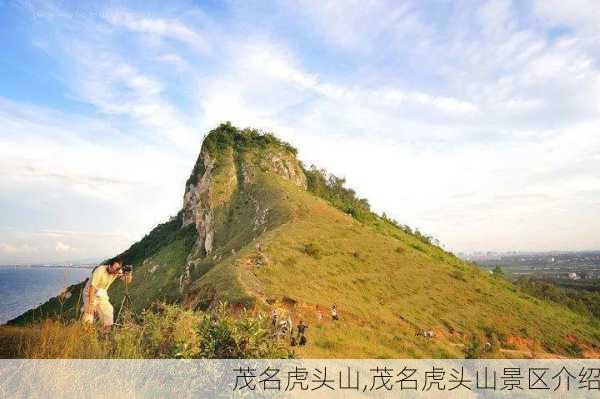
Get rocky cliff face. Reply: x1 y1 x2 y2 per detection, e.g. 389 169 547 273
182 124 306 257
182 151 213 254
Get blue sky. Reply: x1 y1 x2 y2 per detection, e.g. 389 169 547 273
1 0 600 264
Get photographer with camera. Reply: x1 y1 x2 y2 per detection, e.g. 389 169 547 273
82 258 133 332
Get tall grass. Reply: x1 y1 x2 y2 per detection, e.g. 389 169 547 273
1 303 293 359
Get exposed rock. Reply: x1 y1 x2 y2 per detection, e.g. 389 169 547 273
182 149 237 255
182 150 217 254
144 259 160 274
179 259 199 293
261 152 307 189
181 126 307 259
252 199 270 232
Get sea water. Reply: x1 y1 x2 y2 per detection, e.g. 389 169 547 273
0 266 90 324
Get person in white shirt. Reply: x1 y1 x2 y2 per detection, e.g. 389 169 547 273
82 259 132 332
331 304 339 321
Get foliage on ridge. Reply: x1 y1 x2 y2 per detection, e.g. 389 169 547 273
186 122 298 187
303 164 372 223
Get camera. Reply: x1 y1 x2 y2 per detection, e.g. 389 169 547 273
122 264 133 274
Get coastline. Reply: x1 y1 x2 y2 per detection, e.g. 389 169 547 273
0 267 91 325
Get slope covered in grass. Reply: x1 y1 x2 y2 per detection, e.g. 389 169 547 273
4 123 600 358
232 176 600 357
7 213 196 325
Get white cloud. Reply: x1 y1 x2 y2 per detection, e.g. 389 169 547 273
287 0 428 53
0 96 194 263
189 16 600 252
55 241 72 253
64 47 200 150
3 0 600 263
104 9 210 52
533 0 600 36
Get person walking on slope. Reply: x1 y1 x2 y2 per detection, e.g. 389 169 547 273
271 309 278 328
297 320 308 346
331 304 339 321
297 320 308 338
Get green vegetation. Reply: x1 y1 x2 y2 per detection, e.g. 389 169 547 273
303 164 443 250
8 215 197 325
302 243 322 259
185 173 300 310
381 212 440 247
187 122 298 186
304 165 372 223
516 278 600 319
235 175 600 358
114 223 198 312
113 212 189 266
5 123 600 359
0 303 291 359
203 122 297 155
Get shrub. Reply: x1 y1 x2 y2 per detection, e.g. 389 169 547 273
302 243 322 259
450 270 467 282
303 165 372 222
464 335 484 359
464 334 498 359
516 278 600 319
203 123 298 157
4 303 292 359
133 303 202 358
196 303 290 359
564 341 583 357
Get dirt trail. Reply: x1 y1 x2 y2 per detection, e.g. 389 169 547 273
239 252 597 359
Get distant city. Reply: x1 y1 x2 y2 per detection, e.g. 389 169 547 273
461 251 600 289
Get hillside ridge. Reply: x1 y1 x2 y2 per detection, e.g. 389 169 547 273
6 123 600 358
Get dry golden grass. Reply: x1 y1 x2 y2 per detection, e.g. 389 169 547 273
232 177 600 358
0 303 291 359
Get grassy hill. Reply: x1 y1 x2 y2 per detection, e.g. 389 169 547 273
4 123 600 358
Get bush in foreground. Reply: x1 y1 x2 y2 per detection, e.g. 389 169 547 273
1 303 293 359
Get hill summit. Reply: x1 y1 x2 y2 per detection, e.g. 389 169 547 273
182 123 306 259
8 123 600 358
